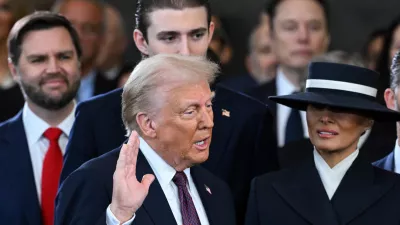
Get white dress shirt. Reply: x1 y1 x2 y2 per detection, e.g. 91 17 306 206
314 148 359 199
276 68 309 147
106 137 209 225
393 139 400 173
22 103 76 203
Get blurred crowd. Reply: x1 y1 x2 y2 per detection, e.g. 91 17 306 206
0 0 398 122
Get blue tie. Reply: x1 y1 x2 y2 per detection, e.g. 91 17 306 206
285 108 304 145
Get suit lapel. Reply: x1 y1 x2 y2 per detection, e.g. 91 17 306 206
331 156 397 224
136 151 176 225
272 159 339 225
190 166 218 225
1 112 42 225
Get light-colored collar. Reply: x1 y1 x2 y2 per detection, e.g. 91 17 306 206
314 147 359 171
394 139 400 173
0 74 15 89
276 67 299 96
22 102 76 146
103 66 121 80
82 70 96 82
139 137 190 189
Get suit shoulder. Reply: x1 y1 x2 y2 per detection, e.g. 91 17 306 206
252 168 294 187
76 88 123 112
215 84 268 109
68 147 121 179
245 79 276 101
373 165 400 181
0 113 21 136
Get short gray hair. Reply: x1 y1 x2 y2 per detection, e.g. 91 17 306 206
390 50 400 91
122 54 219 136
311 50 366 67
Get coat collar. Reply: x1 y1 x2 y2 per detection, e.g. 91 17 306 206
272 155 397 225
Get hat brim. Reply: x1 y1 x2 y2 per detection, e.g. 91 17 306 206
269 92 400 122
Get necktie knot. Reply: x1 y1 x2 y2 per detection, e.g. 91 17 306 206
43 127 62 141
173 171 188 187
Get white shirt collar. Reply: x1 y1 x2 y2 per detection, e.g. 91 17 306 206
314 148 359 199
104 66 121 80
394 139 400 173
139 137 191 189
276 67 300 96
22 102 76 146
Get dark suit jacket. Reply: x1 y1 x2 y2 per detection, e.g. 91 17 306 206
247 79 397 166
279 122 396 168
0 84 24 122
60 85 278 224
94 71 118 97
373 151 395 172
218 74 258 93
55 147 236 225
245 155 400 225
0 112 43 225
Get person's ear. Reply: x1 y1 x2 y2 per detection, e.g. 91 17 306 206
136 112 156 138
133 29 150 55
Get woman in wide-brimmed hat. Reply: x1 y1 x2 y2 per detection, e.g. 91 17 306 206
245 62 400 225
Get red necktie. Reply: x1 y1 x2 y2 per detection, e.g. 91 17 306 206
41 127 63 225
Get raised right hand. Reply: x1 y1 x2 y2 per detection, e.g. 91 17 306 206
110 131 155 222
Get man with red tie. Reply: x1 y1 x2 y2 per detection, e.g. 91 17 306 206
0 11 81 225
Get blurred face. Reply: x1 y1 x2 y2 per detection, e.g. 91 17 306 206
0 0 13 41
271 0 329 69
307 105 372 154
153 80 214 169
137 7 214 57
10 27 81 110
390 25 400 62
59 0 103 66
247 24 277 82
96 6 126 68
367 35 384 70
385 88 400 138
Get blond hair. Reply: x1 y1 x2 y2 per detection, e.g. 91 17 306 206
122 54 219 136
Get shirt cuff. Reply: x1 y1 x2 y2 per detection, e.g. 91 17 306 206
106 205 135 225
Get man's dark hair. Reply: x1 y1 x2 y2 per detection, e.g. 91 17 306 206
8 11 82 65
264 0 330 32
135 0 212 41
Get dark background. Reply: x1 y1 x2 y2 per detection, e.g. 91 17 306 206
40 0 400 75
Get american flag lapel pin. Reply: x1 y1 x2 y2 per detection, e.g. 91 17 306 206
222 109 230 117
205 184 212 195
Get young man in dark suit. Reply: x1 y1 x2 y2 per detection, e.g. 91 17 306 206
60 0 278 222
56 54 236 225
0 12 81 225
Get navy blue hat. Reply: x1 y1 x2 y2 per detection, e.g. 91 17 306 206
269 62 400 121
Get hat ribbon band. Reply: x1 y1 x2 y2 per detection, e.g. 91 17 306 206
306 79 377 97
